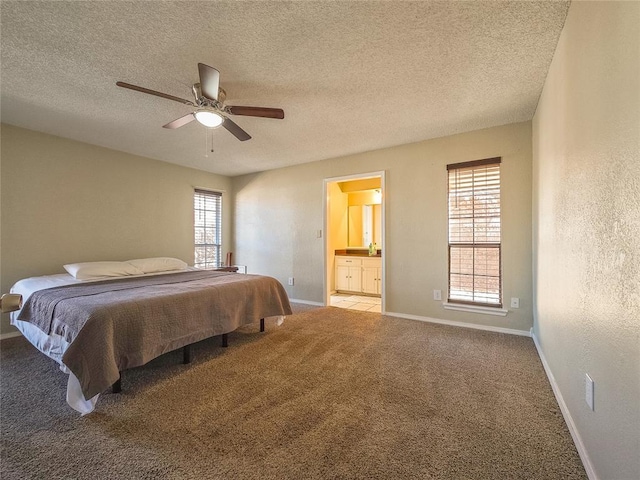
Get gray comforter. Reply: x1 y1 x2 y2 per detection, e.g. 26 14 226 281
18 270 292 399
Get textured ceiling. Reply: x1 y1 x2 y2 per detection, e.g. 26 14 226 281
1 1 569 177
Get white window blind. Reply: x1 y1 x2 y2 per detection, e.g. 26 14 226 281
194 189 222 269
447 158 502 307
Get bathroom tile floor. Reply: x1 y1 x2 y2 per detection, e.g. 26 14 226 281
330 293 381 313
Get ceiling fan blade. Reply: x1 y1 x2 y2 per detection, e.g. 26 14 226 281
163 113 196 129
227 106 285 119
116 81 195 106
198 63 220 101
222 117 251 141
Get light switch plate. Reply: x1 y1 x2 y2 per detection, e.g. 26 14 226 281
585 374 594 411
510 297 520 308
433 290 442 301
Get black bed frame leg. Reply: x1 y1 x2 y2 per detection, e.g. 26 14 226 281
183 345 191 364
221 333 228 348
112 374 122 394
260 318 265 332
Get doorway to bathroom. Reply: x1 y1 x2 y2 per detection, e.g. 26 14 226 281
323 171 385 312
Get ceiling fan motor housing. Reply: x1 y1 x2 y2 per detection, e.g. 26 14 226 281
192 83 227 107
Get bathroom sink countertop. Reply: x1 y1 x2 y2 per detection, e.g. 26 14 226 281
335 249 382 257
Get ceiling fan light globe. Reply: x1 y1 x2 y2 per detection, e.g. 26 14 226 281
194 110 224 128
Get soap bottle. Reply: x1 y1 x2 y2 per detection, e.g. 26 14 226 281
369 243 375 256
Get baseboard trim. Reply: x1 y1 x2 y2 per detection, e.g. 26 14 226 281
384 311 531 337
289 299 324 307
531 332 597 480
0 330 22 341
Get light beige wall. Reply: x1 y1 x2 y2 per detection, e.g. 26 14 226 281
233 121 533 330
532 1 640 478
1 124 232 334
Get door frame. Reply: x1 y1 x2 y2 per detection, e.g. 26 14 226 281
323 170 386 312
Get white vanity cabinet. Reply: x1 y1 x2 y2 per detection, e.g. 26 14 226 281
361 257 382 295
335 256 362 293
335 256 381 295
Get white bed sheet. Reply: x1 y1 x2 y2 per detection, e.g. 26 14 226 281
11 273 110 414
11 270 198 415
10 268 285 415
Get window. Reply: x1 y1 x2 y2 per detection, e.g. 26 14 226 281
447 158 502 307
194 189 222 269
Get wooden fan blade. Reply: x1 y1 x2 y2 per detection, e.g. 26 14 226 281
222 117 251 141
227 106 285 119
198 63 220 101
163 113 196 129
116 81 195 106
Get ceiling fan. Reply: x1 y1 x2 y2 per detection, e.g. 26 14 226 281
116 63 284 141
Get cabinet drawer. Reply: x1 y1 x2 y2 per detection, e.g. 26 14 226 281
335 256 362 267
362 257 381 268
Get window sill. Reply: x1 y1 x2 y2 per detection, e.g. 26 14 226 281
443 302 508 317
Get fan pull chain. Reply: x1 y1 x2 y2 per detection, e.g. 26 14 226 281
204 129 215 157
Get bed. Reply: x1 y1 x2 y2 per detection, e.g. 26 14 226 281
10 258 292 415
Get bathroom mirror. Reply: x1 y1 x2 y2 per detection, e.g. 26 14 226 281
348 204 381 247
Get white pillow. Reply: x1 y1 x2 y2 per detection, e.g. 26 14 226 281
126 257 188 274
64 261 144 280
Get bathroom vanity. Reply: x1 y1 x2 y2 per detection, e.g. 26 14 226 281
335 251 382 296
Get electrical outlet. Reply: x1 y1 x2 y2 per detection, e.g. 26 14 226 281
510 297 520 308
288 277 294 286
585 374 594 411
433 289 442 301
